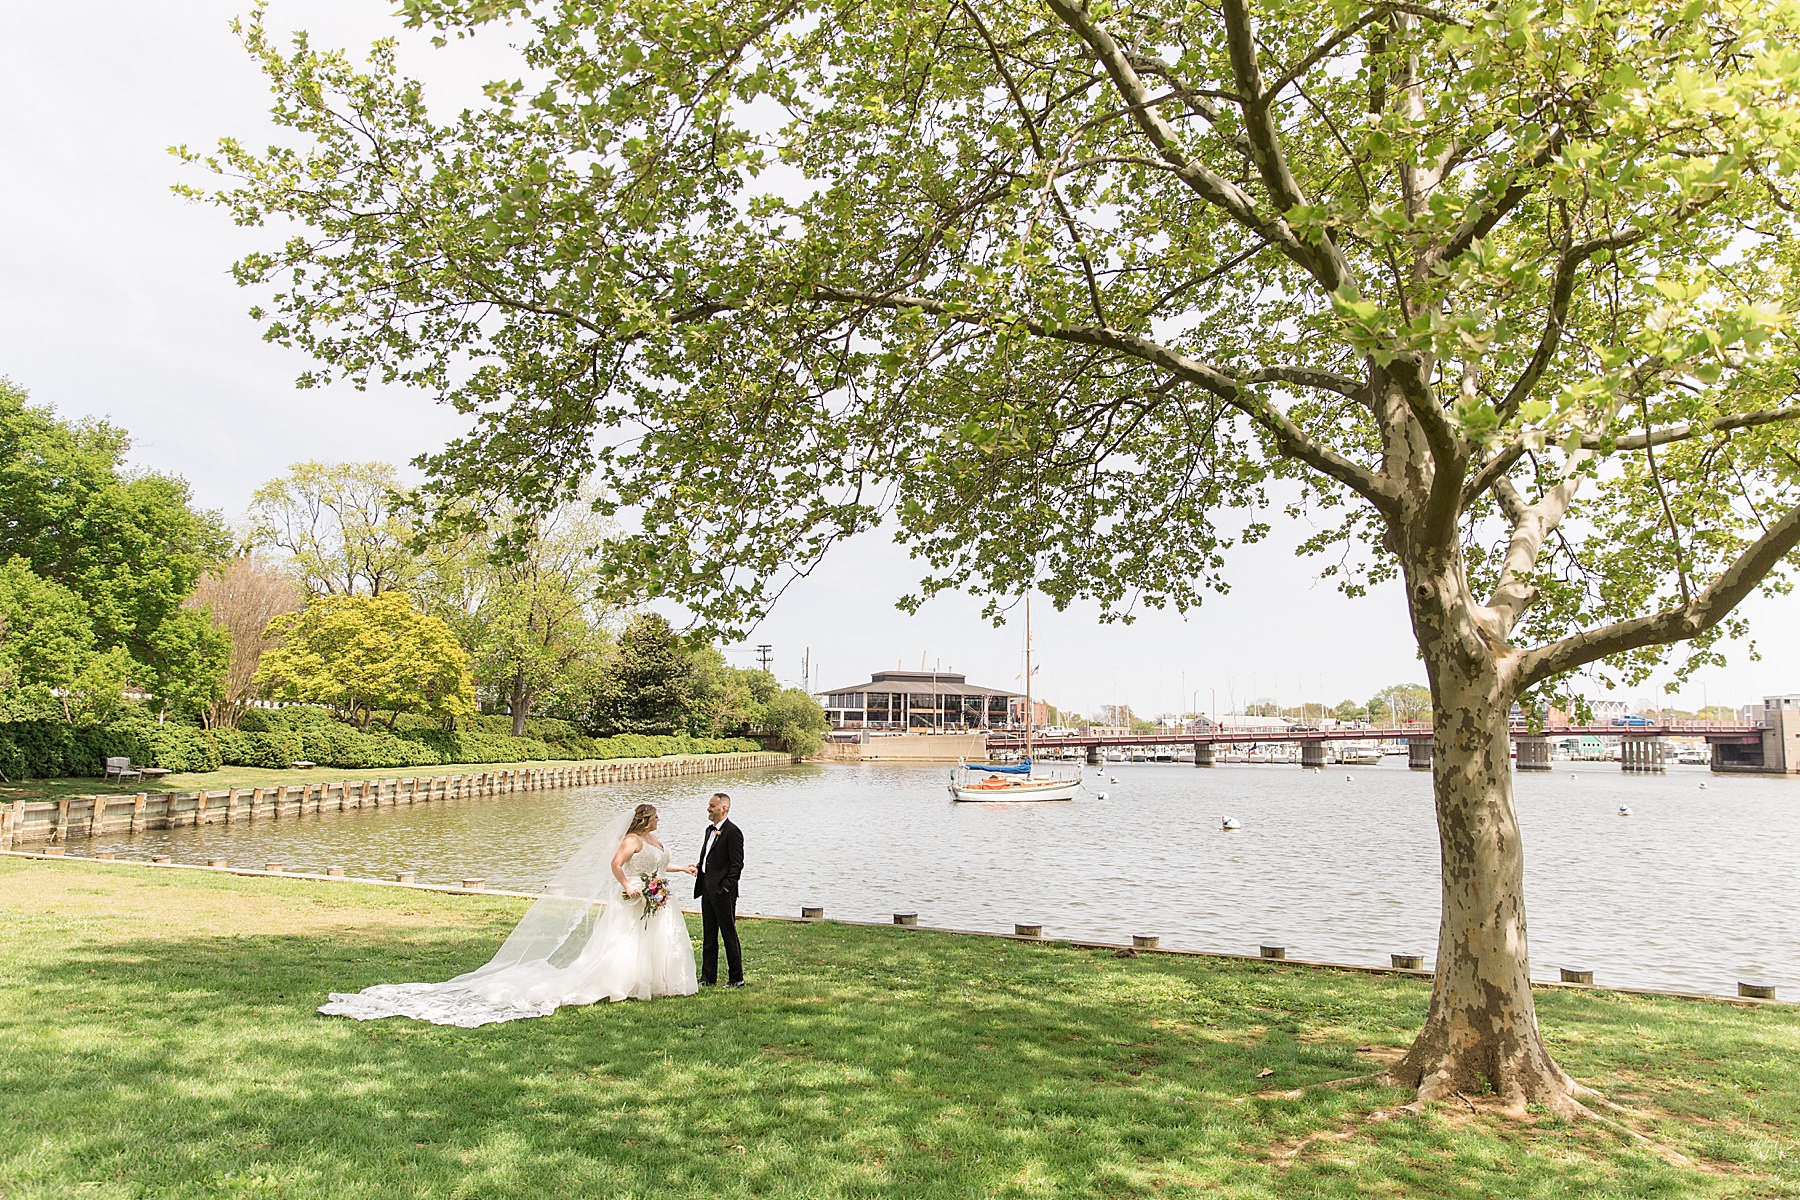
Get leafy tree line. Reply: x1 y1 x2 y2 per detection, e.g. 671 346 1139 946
238 461 828 753
0 390 824 770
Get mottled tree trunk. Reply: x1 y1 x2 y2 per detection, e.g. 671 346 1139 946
1392 566 1589 1115
510 672 530 737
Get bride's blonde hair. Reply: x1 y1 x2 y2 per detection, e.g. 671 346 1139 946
626 803 658 835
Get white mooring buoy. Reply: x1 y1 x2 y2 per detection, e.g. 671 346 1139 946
1618 805 1633 817
1220 817 1241 831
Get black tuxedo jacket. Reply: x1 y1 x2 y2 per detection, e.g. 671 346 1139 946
694 819 743 900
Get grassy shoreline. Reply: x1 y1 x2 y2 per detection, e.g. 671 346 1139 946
4 859 1799 1198
0 753 784 805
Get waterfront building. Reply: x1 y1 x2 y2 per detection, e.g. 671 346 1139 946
820 670 1025 732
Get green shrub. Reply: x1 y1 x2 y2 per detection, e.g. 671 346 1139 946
488 713 585 742
581 733 761 759
391 711 585 743
143 724 222 773
0 710 223 777
210 729 305 770
395 730 549 764
0 713 761 779
296 725 441 770
239 706 335 733
0 720 91 778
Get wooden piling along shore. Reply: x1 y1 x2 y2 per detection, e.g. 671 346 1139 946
0 752 790 847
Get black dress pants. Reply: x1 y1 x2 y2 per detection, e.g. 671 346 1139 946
700 891 742 984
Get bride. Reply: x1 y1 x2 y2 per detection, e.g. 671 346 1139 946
319 803 699 1026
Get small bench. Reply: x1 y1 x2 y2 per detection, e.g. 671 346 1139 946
290 760 317 770
102 757 143 782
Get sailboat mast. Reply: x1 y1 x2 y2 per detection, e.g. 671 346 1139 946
1024 591 1033 763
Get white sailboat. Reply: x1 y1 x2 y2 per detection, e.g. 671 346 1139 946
949 593 1080 803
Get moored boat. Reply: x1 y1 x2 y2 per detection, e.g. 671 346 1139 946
949 591 1079 803
949 760 1081 802
1333 743 1383 765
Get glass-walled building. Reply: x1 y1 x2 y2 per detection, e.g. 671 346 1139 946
821 671 1025 732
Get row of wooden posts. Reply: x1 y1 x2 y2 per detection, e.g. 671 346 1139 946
4 846 1784 1004
844 908 1778 1002
0 753 789 847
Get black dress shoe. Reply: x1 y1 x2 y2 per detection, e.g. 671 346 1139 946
725 980 746 988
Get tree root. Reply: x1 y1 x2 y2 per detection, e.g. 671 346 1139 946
1270 1062 1692 1168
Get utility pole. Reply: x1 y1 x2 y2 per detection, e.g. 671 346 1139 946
755 644 773 673
802 646 810 694
933 656 941 731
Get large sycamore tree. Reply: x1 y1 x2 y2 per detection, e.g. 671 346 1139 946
191 0 1800 1112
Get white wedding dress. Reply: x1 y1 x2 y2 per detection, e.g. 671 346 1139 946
320 837 699 1026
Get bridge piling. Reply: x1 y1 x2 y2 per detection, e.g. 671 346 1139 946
1515 736 1552 771
1192 742 1214 767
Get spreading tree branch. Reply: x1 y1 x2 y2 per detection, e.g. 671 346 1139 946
1433 130 1565 268
1484 454 1591 637
1041 0 1332 288
1515 500 1800 688
1463 407 1800 513
1219 0 1352 291
1581 405 1800 451
810 283 1398 511
1495 191 1726 421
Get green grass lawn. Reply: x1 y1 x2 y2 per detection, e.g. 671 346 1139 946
1 758 636 804
4 859 1798 1199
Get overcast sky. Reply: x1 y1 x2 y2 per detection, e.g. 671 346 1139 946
2 1 1794 718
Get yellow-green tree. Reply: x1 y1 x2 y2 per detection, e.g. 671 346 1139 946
256 592 473 728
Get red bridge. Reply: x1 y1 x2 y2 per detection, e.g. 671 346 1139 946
980 724 1773 773
985 723 1758 748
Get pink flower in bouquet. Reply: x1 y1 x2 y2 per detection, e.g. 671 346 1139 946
638 874 670 920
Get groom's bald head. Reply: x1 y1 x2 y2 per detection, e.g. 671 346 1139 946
708 793 731 823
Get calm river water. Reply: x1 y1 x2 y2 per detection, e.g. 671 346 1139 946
90 758 1800 998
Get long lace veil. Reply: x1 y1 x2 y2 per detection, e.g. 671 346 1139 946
444 805 637 985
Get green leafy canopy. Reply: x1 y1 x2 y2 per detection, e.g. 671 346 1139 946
186 0 1800 698
0 379 231 716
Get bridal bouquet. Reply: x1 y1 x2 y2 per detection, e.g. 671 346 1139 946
633 874 670 921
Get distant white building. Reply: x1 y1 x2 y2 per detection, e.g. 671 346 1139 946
1217 713 1293 732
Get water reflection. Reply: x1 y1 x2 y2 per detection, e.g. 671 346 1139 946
91 758 1800 998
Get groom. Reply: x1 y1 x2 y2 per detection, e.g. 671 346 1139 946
690 792 744 987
